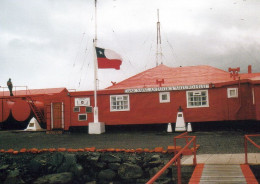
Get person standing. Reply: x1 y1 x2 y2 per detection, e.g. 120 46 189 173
7 78 13 96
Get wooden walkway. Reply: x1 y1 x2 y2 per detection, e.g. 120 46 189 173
189 164 258 184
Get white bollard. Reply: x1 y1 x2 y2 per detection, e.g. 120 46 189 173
187 122 192 132
167 123 172 133
175 112 186 132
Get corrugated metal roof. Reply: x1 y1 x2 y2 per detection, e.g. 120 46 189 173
0 87 67 97
106 64 260 90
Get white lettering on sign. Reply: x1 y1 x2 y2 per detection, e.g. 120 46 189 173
75 97 90 106
124 84 210 93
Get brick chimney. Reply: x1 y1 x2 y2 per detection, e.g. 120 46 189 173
248 65 252 74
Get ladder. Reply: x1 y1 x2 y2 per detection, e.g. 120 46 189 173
26 96 45 124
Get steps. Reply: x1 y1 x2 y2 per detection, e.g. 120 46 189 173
200 165 247 184
26 96 45 124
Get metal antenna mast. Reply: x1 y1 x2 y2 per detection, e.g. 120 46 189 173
156 9 163 66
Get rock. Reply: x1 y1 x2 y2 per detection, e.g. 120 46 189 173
29 155 48 173
49 152 64 168
100 154 121 163
154 178 172 184
93 162 106 169
56 153 83 177
57 154 76 173
98 169 116 180
148 155 162 166
108 163 120 171
0 165 9 170
85 181 97 184
88 152 101 162
33 172 73 184
70 164 84 177
118 163 143 179
4 169 25 184
149 167 169 178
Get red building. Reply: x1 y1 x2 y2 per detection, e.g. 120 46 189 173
1 64 260 131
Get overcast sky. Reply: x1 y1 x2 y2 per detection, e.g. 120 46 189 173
1 0 260 91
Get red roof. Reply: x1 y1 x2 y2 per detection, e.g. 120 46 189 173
106 64 260 90
0 87 67 97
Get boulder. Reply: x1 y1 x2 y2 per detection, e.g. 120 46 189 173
29 155 48 173
57 154 76 173
88 152 101 162
49 152 64 168
118 163 143 179
108 163 120 171
98 169 116 180
33 172 73 184
147 154 163 166
4 169 25 184
100 154 121 163
56 153 83 177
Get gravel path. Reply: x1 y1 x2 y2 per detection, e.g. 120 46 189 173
1 123 259 154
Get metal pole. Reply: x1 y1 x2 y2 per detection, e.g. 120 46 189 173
193 138 197 165
177 157 181 184
245 136 248 164
93 0 99 123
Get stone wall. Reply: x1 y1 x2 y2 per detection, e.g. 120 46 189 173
0 152 194 184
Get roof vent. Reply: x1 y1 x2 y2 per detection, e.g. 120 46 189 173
248 65 252 74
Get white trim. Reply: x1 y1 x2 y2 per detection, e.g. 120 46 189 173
51 103 53 129
227 88 238 98
125 84 210 93
62 102 64 128
186 90 209 108
110 94 130 112
252 88 255 105
78 114 87 121
159 92 170 103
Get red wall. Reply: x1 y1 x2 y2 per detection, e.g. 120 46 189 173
67 83 258 128
255 85 260 120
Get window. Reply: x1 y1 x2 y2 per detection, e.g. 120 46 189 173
78 114 87 121
186 90 209 108
159 92 170 103
73 107 80 112
227 88 238 98
86 106 93 113
110 95 130 111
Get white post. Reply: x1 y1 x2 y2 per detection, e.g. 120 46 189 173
89 0 105 134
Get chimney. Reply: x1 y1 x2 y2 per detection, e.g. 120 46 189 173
248 65 252 74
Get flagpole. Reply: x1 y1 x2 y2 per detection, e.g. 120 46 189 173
93 0 98 123
89 0 105 134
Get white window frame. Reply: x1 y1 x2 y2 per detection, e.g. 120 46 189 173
73 106 80 112
227 88 238 98
110 94 130 112
186 90 209 108
159 92 170 103
252 88 255 105
78 114 87 121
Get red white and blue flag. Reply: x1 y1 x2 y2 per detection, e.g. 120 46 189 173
95 47 122 70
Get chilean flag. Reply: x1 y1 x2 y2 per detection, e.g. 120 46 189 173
95 47 122 70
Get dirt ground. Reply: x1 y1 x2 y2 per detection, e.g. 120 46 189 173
0 121 259 153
